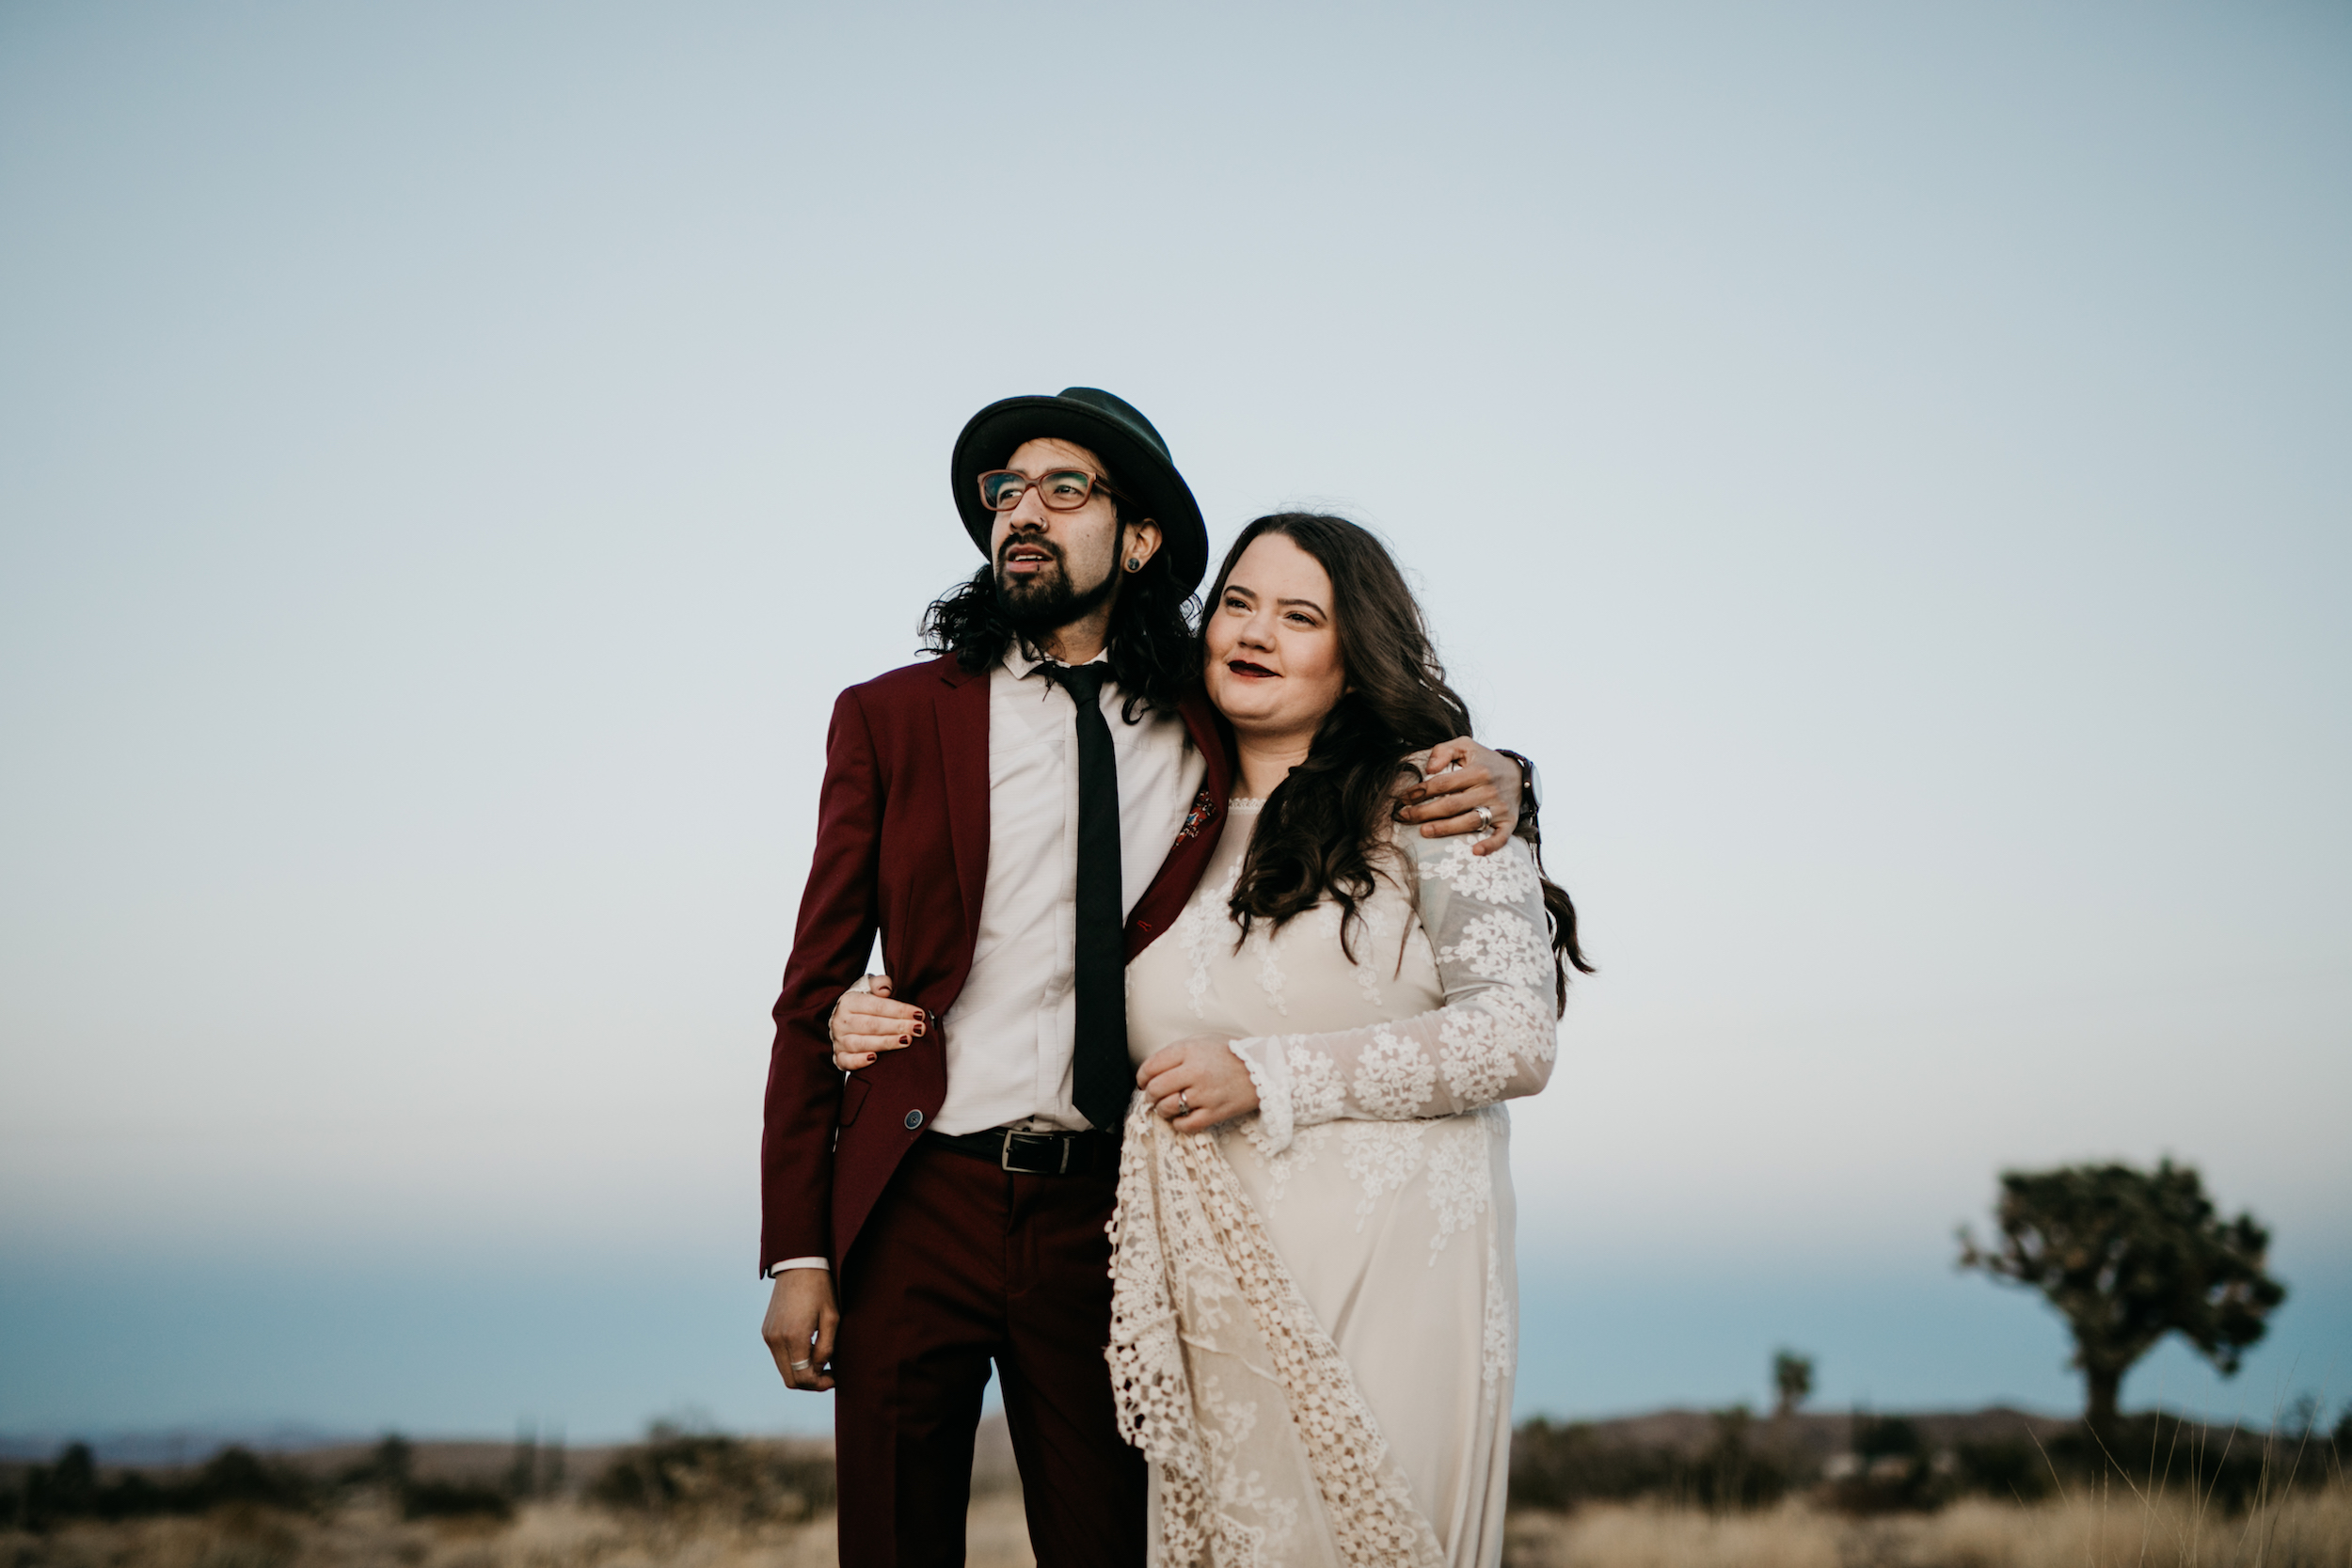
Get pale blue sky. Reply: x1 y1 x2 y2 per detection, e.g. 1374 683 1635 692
3 1 2346 1441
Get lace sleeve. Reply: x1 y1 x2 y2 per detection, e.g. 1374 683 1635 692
1230 826 1561 1156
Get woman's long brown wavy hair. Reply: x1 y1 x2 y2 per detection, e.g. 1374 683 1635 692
1215 514 1592 1006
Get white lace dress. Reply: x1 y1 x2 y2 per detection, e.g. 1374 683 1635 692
1109 788 1560 1568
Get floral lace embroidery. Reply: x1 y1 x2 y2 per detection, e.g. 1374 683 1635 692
1421 1118 1490 1261
1229 1037 1292 1162
1340 1122 1428 1229
1438 909 1552 990
1482 1222 1513 1396
1254 926 1290 1016
1476 984 1556 1065
1420 835 1542 904
1194 1371 1296 1564
1240 1121 1324 1207
1287 1040 1346 1127
1436 1006 1514 1106
1178 857 1245 1021
1351 1027 1438 1119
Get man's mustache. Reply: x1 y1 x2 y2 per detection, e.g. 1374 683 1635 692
996 534 1066 573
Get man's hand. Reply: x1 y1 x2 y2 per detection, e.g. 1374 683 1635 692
1395 737 1521 855
830 974 925 1070
761 1270 840 1392
1136 1036 1257 1134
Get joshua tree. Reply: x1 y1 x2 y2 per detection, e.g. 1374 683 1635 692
1772 1350 1814 1420
1958 1159 2284 1433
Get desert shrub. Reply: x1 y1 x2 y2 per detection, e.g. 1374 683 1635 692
9 1442 318 1530
1824 1416 1943 1514
1692 1407 1795 1513
16 1444 99 1527
1855 1416 1925 1463
2041 1414 2279 1512
399 1479 513 1522
338 1434 415 1491
1511 1420 1680 1510
322 1432 507 1520
589 1427 834 1525
1509 1411 1795 1513
183 1503 306 1568
1954 1437 2056 1502
184 1448 316 1514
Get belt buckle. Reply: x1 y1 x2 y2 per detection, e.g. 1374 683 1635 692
999 1130 1071 1176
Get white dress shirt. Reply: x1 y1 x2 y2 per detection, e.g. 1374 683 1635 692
934 643 1205 1135
771 645 1205 1276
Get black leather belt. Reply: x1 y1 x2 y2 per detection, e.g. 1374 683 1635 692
926 1126 1120 1177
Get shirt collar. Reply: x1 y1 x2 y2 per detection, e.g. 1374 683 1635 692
1005 640 1113 682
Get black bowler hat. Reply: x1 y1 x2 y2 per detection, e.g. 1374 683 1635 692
950 388 1209 594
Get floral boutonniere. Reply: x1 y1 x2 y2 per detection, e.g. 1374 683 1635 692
1175 789 1218 844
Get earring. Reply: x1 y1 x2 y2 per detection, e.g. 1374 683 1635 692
1125 558 1141 572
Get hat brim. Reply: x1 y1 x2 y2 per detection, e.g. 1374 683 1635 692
951 395 1209 594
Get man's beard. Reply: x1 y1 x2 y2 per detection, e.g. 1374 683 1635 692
994 538 1120 637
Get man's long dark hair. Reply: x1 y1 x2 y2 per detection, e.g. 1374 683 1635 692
1216 513 1593 1006
921 491 1200 721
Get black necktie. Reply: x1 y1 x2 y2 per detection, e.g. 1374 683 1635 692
1043 662 1129 1132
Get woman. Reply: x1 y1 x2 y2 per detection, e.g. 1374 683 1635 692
1103 514 1585 1567
834 515 1586 1565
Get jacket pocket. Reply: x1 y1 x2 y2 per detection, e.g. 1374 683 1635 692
837 1076 869 1128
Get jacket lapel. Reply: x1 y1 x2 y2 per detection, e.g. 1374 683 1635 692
1123 685 1236 961
934 659 991 940
1178 686 1235 805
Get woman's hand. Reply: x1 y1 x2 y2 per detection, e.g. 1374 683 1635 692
1395 737 1520 855
1136 1036 1258 1134
830 974 924 1070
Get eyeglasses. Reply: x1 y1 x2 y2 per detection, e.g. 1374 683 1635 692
977 467 1131 513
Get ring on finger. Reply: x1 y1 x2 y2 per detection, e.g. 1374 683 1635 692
790 1359 811 1370
1475 804 1494 832
1176 1090 1192 1116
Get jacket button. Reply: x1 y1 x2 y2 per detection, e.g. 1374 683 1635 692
903 1109 925 1131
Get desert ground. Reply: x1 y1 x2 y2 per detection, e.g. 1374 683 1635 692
8 1412 2344 1568
9 1487 2352 1568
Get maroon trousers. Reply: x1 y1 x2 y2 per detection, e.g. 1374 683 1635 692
832 1138 1146 1568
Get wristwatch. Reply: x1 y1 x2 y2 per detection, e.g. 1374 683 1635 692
1493 750 1541 841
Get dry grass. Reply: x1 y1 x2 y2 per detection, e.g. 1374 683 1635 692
0 1496 1043 1568
9 1489 2344 1568
1505 1486 2352 1568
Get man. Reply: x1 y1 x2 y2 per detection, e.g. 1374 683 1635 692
757 388 1530 1567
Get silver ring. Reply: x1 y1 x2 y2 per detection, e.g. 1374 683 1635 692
1475 805 1495 832
1176 1090 1192 1116
789 1359 811 1370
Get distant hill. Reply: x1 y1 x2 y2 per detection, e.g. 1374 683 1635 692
1550 1405 2080 1461
3 1402 2209 1490
0 1430 823 1496
0 1426 355 1468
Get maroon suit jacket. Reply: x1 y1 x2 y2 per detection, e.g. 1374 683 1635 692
757 653 1236 1276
